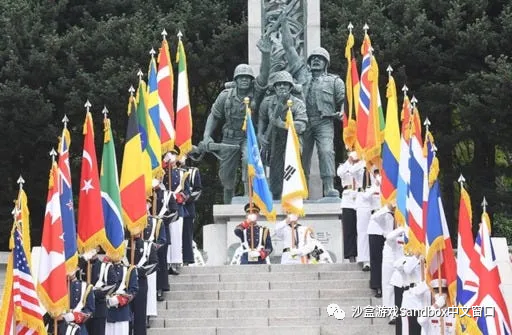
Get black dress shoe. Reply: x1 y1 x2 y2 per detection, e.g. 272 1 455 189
375 289 382 298
388 318 396 325
349 256 356 263
157 290 164 301
168 267 180 275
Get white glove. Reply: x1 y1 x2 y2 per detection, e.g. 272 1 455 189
163 153 172 163
434 294 446 309
107 295 119 308
289 248 301 257
393 257 406 270
82 249 97 261
63 312 75 322
249 250 261 258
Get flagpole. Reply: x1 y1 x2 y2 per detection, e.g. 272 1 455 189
244 97 255 250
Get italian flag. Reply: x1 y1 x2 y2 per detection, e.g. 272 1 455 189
175 33 193 156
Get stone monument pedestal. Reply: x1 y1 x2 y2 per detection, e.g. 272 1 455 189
203 199 343 265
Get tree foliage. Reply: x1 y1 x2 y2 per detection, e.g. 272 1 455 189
0 0 511 249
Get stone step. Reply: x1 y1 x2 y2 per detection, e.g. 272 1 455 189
148 325 395 335
149 315 392 328
157 306 322 319
158 297 373 310
168 279 369 292
178 263 361 274
169 270 369 283
162 288 374 301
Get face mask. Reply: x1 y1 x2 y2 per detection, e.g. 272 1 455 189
287 214 298 222
179 157 186 165
169 154 177 163
247 213 258 222
376 175 382 184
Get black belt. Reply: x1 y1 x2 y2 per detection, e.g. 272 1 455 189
403 283 416 291
283 248 290 253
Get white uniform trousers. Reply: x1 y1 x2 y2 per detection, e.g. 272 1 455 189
167 217 183 264
105 321 129 335
280 251 302 265
381 244 395 308
356 207 371 263
146 272 157 316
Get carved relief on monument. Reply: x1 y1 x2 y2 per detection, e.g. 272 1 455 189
262 0 305 74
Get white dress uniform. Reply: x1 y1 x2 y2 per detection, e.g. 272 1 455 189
337 158 365 261
274 219 313 264
355 166 378 264
382 227 405 309
418 285 455 335
401 255 430 334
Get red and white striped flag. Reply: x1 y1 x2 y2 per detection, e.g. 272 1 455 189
12 227 47 334
157 30 176 153
38 162 68 317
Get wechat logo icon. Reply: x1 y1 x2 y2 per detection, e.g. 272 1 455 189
326 303 345 320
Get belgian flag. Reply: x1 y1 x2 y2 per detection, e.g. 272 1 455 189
120 94 147 235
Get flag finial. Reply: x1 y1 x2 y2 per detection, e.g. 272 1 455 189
129 85 135 96
62 114 69 128
423 117 431 132
363 23 369 34
102 106 109 119
149 48 156 56
161 28 168 40
386 65 393 76
411 95 418 107
347 22 354 32
177 30 183 40
243 97 250 106
287 99 293 108
402 85 409 96
458 174 466 186
49 148 57 163
17 175 25 189
137 69 144 81
481 196 488 212
84 100 92 112
431 143 438 154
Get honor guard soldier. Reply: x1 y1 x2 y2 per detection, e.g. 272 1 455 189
162 146 191 273
418 279 455 335
275 213 313 264
367 202 396 299
234 203 273 264
82 248 118 335
400 254 430 334
337 151 365 263
57 267 95 335
178 154 202 265
105 258 139 335
382 226 406 325
144 197 167 319
127 231 158 335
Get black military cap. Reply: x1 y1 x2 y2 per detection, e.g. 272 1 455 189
169 145 180 156
244 202 260 214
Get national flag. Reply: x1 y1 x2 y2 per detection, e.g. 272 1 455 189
395 94 412 227
58 125 78 275
147 52 163 177
343 27 359 150
364 49 384 167
175 34 193 156
100 115 126 261
10 186 32 265
0 251 15 335
425 180 457 306
38 162 68 317
11 227 47 333
77 111 106 252
456 181 482 334
281 106 308 216
405 106 426 255
157 33 176 153
120 95 148 235
355 32 371 154
136 79 156 196
474 216 512 335
245 104 276 221
380 73 400 205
